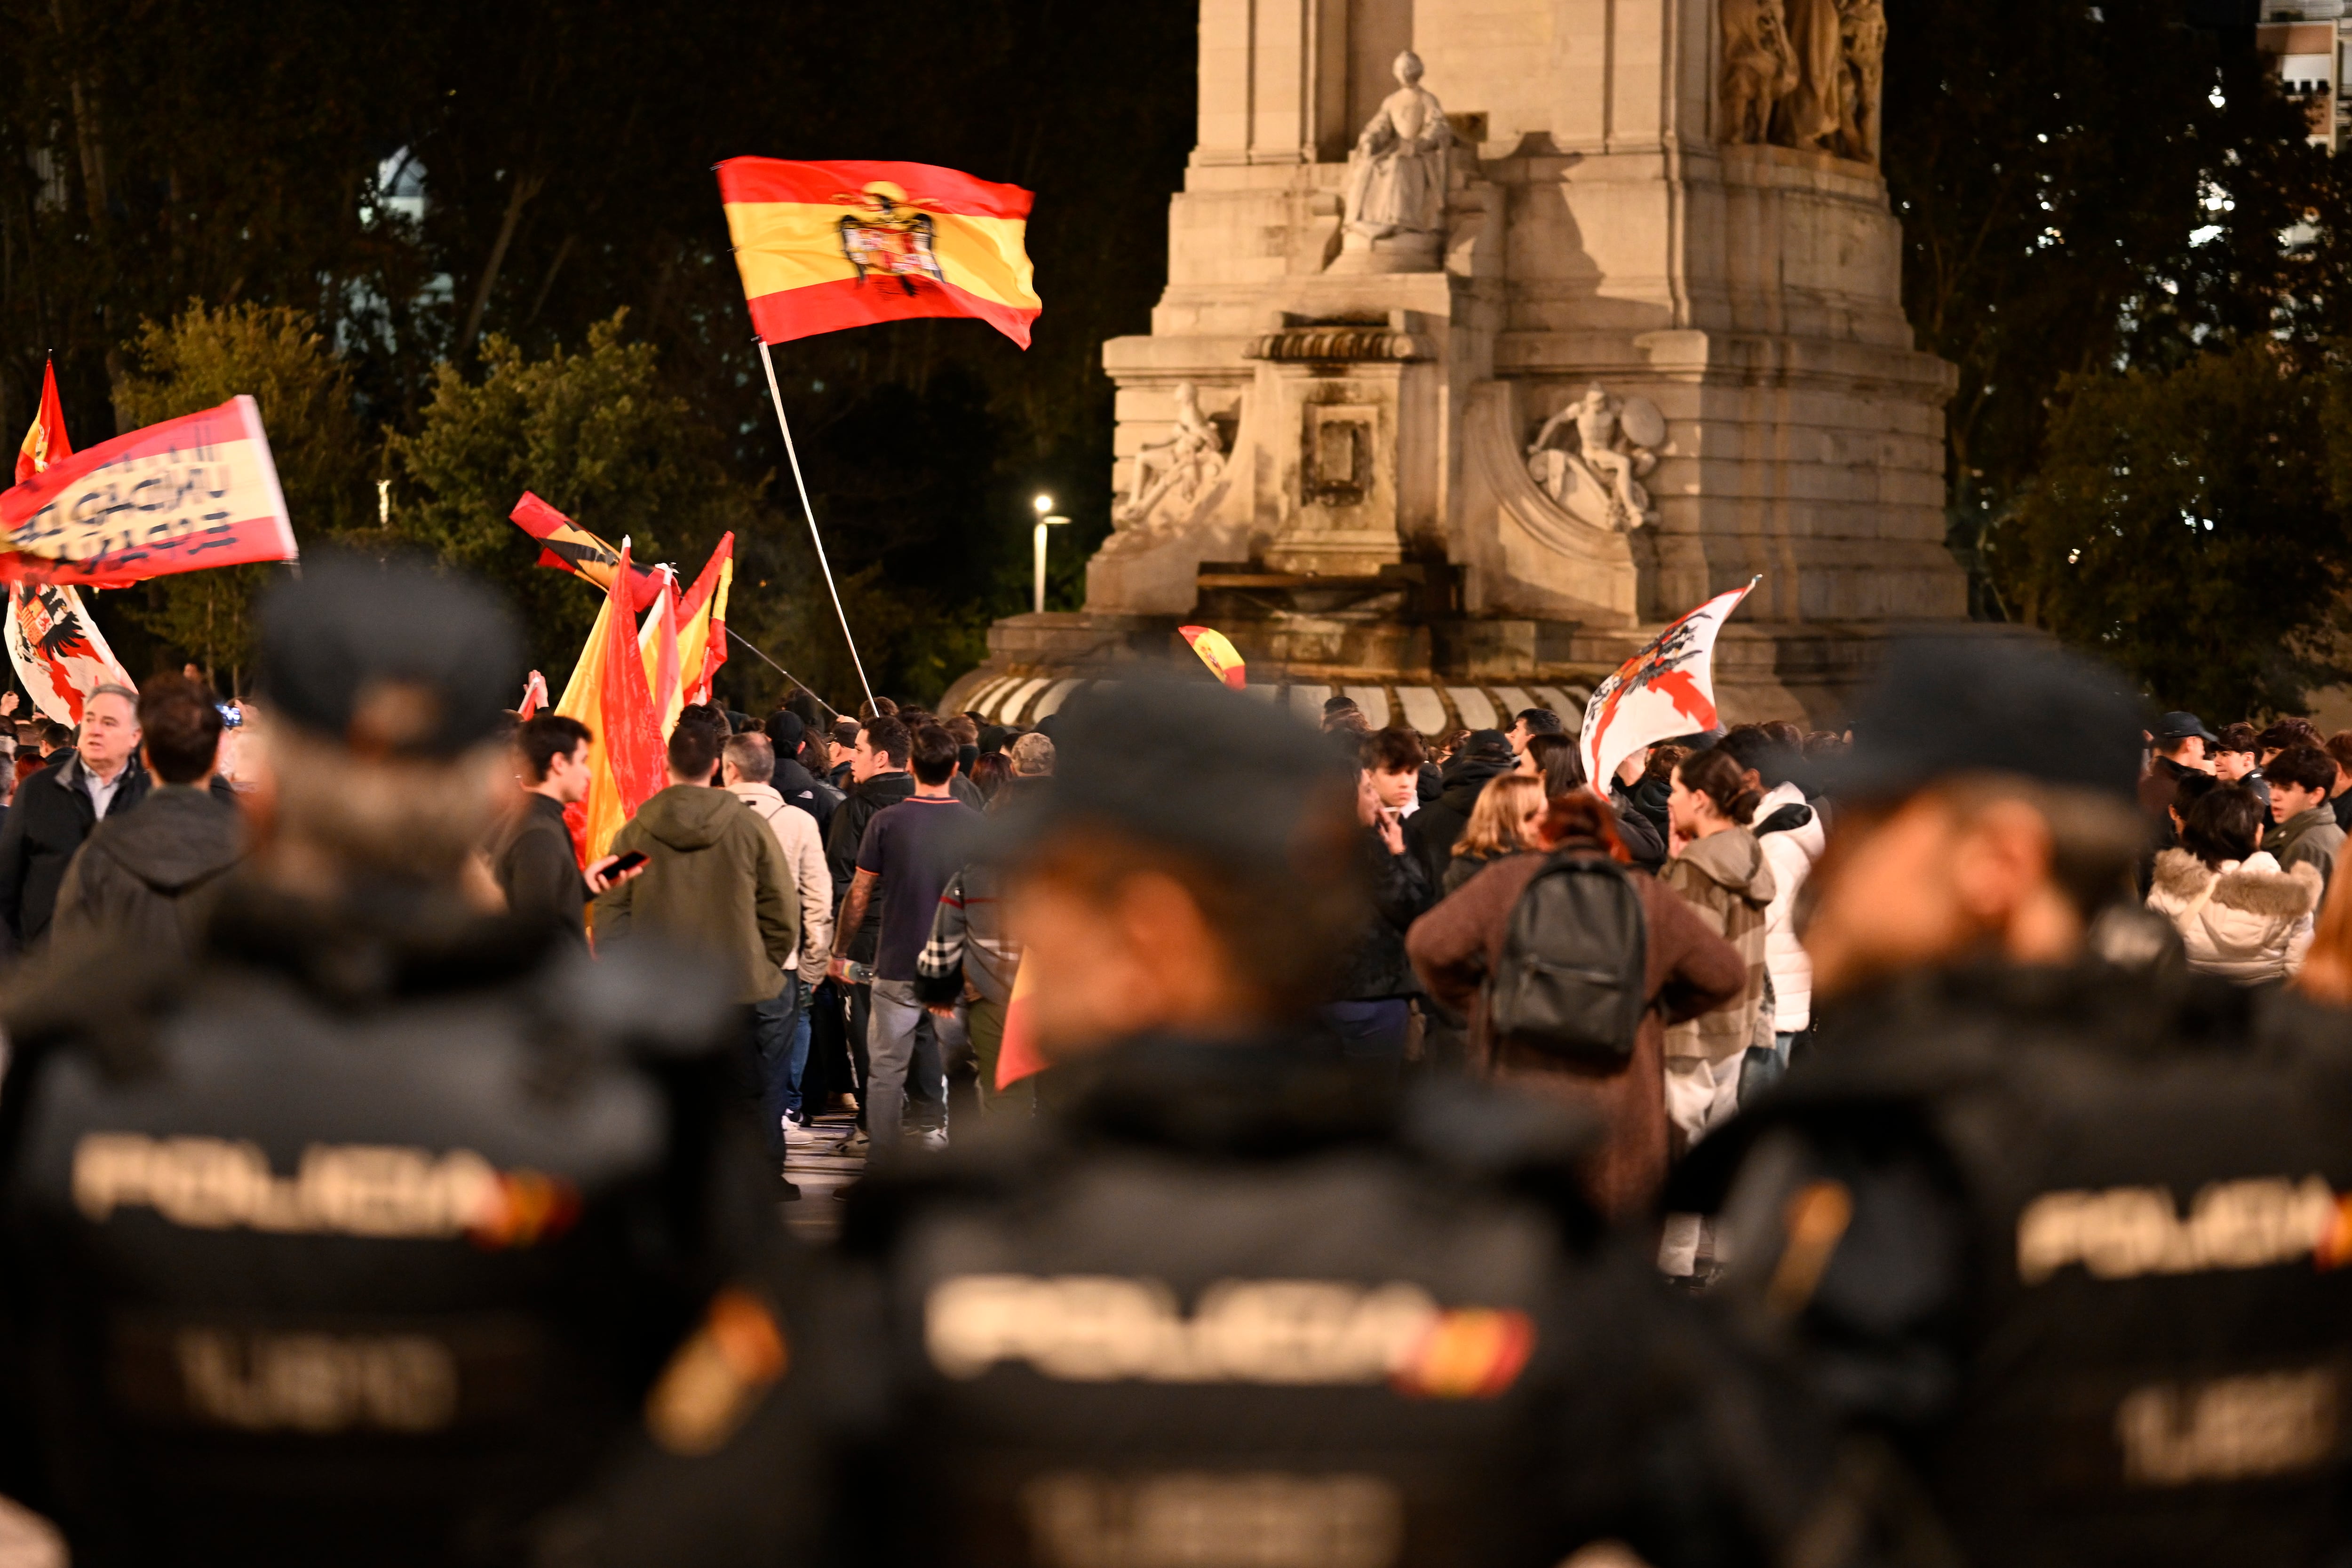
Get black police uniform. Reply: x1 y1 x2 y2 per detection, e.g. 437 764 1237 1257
1677 961 2352 1568
0 882 795 1568
780 1037 1841 1568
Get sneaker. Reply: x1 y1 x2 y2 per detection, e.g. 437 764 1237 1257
914 1127 949 1152
839 1130 871 1156
773 1168 802 1203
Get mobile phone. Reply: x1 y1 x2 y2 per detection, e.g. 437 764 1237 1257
606 850 648 874
216 703 243 729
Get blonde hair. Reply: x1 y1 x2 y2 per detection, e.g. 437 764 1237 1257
1455 773 1545 861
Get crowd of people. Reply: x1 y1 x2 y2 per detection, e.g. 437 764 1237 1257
0 557 2351 1567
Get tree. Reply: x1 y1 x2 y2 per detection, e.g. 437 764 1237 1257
111 302 375 688
387 311 760 680
1993 343 2352 716
1883 0 2335 614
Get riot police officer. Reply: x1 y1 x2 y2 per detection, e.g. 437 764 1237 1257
0 558 796 1567
575 677 1884 1568
1674 637 2352 1566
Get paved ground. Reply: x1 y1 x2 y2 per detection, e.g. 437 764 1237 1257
781 1105 866 1242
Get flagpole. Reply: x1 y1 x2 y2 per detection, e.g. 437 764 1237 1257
725 627 843 720
757 339 876 713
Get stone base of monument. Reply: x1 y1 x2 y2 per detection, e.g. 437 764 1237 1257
939 588 2040 735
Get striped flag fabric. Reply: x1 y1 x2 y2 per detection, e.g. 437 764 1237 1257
5 361 135 722
715 158 1040 349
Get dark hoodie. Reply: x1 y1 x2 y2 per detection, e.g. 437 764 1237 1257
48 785 244 960
593 783 797 1003
1404 748 1515 890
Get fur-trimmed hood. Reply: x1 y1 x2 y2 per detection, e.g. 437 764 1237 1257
2146 848 2320 983
2150 847 2323 919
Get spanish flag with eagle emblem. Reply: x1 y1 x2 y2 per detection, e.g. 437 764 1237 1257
715 158 1040 348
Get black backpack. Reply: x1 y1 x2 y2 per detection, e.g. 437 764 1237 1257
1486 851 1649 1062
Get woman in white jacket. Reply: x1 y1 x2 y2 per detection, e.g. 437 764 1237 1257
2146 780 2320 982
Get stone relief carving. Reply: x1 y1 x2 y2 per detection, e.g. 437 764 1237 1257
1721 0 1883 164
1343 52 1452 241
1117 382 1226 526
1525 387 1663 532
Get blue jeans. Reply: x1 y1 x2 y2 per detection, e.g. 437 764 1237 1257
1738 1030 1799 1106
751 981 804 1163
782 979 814 1117
1320 999 1411 1083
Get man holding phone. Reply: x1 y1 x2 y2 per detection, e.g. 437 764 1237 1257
495 714 642 950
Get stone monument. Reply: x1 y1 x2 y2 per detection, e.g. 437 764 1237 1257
946 0 1968 732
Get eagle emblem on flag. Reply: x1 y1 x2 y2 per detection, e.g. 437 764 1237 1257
834 182 947 294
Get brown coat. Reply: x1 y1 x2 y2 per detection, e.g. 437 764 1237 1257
1406 842 1746 1218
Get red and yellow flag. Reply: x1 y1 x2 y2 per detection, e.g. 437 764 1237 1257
510 491 663 612
715 158 1040 349
14 358 66 485
675 533 733 709
555 542 669 864
1178 625 1247 690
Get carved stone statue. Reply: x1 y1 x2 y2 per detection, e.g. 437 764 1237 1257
1343 52 1451 240
1721 0 1881 165
1526 387 1662 532
1839 0 1886 164
1119 382 1225 525
1721 0 1797 146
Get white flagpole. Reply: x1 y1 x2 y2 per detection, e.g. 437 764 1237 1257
757 339 877 713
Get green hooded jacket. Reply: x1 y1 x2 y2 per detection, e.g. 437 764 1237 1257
593 784 798 1003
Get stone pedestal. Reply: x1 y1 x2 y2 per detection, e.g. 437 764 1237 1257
945 0 1968 730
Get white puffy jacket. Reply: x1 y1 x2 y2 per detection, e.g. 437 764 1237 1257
2145 848 2320 984
1753 781 1824 1032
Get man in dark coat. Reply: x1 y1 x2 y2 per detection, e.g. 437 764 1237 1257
490 713 641 950
763 709 842 841
0 683 150 949
1403 728 1515 888
48 676 242 961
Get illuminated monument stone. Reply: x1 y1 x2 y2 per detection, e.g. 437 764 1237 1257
946 0 1965 731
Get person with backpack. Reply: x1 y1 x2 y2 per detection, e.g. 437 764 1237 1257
1406 791 1744 1218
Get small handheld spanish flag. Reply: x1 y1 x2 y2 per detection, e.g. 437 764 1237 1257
1178 625 1247 690
716 158 1041 349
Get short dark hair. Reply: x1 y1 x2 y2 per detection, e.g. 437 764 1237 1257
676 702 730 738
1716 722 1798 788
1514 707 1565 737
2327 730 2352 775
833 717 860 747
2258 718 2322 756
1360 726 1426 773
40 721 72 752
2182 782 2264 869
135 675 223 785
859 714 911 768
2269 743 2337 795
909 722 959 786
944 714 979 746
2171 771 2223 815
667 720 722 782
516 714 593 783
2216 722 2261 757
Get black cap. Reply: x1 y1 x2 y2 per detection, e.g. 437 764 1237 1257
985 678 1353 867
765 710 807 751
1823 635 2146 804
2152 710 2218 745
257 554 522 758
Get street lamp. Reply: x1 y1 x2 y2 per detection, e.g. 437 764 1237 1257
1032 493 1068 614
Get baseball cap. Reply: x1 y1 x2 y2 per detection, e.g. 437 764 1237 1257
2151 710 2219 745
1821 634 2147 804
257 553 522 758
983 677 1354 868
1460 729 1516 764
765 710 807 752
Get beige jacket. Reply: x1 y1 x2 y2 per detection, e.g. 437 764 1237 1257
1660 826 1777 1064
730 782 834 977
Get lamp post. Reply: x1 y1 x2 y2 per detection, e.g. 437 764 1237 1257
1032 494 1069 614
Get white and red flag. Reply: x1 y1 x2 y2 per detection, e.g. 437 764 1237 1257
1579 578 1759 793
6 361 134 722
